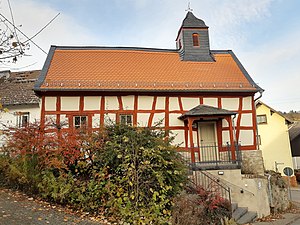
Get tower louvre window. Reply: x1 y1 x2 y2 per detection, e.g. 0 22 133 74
192 33 199 47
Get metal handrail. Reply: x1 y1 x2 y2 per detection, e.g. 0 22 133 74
179 142 241 167
189 170 232 207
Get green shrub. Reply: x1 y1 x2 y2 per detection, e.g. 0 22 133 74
0 154 40 193
3 123 188 224
96 124 188 224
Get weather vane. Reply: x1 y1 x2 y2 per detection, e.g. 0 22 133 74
185 1 193 12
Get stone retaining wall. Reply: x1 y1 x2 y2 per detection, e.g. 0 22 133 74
241 150 265 175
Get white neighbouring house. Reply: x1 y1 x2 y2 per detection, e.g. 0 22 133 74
0 70 41 147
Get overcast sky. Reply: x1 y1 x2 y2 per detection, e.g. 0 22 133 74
0 0 299 112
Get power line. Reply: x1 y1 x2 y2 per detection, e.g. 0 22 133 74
23 13 60 45
0 13 47 54
7 0 23 54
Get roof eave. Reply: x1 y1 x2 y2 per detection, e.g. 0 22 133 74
34 46 57 91
34 88 258 93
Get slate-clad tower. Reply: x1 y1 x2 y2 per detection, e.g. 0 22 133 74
176 12 214 62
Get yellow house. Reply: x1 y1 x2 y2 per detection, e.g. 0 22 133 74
256 101 293 175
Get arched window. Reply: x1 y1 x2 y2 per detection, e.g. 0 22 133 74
192 33 199 47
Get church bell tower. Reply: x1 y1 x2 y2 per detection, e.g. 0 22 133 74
176 12 214 62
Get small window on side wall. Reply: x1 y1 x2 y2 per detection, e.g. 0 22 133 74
15 112 29 128
120 114 133 126
192 33 199 47
257 115 267 124
74 116 87 129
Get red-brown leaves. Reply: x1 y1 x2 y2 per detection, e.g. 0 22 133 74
4 121 94 170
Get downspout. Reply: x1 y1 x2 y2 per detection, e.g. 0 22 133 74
232 114 237 142
254 90 263 102
265 173 274 208
254 90 264 150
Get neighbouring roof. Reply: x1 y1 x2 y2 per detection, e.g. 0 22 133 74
181 11 208 28
0 70 40 106
289 122 300 141
34 46 261 93
256 101 293 124
179 105 236 120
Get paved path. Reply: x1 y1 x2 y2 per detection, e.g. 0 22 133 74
291 188 300 203
252 187 300 225
290 217 300 225
0 188 105 225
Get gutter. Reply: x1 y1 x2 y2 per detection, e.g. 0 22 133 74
254 90 264 150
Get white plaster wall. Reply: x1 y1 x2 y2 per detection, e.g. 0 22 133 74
203 98 218 107
193 131 198 147
222 119 229 127
169 113 183 126
207 170 270 218
45 115 56 123
181 97 199 110
61 97 80 111
138 96 153 110
105 96 119 110
169 97 180 111
240 113 253 127
156 97 165 110
104 113 116 125
152 113 165 127
122 95 134 110
60 114 69 128
45 97 56 111
137 113 151 127
84 96 101 111
171 130 185 147
92 114 100 128
243 96 252 110
0 105 40 128
293 157 300 169
221 98 239 111
222 130 230 144
187 131 198 147
239 130 254 145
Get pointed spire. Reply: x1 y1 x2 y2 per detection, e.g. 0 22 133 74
182 11 208 28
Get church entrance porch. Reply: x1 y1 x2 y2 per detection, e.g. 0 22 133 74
178 105 241 170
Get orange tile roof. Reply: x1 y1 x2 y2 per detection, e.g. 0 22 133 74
36 46 259 92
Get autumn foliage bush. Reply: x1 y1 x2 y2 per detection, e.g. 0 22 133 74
0 122 188 224
172 183 232 225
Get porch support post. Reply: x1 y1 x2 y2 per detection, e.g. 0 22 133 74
227 116 236 160
188 117 195 163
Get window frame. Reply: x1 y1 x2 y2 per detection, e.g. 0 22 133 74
15 112 30 128
73 115 88 129
257 114 267 125
119 114 133 126
192 33 200 47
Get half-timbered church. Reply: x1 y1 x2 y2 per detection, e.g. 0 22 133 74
34 11 264 173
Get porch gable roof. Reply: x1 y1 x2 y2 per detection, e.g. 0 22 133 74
178 104 236 120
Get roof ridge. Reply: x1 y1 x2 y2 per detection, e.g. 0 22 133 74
53 46 234 54
53 45 179 53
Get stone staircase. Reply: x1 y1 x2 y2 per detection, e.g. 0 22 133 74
232 202 257 224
